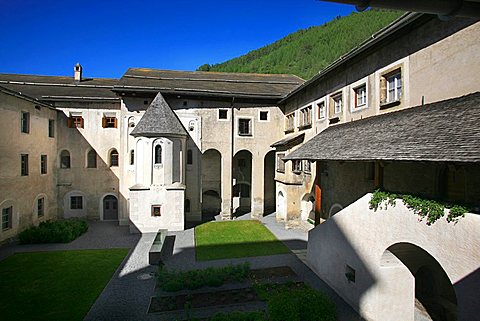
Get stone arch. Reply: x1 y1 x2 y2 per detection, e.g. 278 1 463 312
263 150 276 215
233 150 252 215
63 190 87 218
380 242 457 321
201 149 222 218
100 193 118 221
86 148 97 168
300 193 314 221
276 190 286 221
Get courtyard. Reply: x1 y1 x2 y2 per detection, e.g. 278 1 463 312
0 215 360 321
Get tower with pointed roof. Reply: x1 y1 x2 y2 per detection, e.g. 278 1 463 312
129 93 188 232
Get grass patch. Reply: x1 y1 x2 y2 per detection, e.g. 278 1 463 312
157 262 250 292
18 218 88 244
195 220 290 261
0 248 129 321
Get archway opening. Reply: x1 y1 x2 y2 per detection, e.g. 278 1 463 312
201 149 222 221
263 151 276 216
233 150 252 217
301 193 314 221
381 242 457 321
103 195 118 220
276 191 286 221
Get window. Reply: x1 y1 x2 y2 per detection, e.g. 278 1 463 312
285 114 295 132
21 111 30 133
2 206 12 230
276 153 285 173
293 160 303 173
218 109 228 120
299 105 312 128
386 72 402 103
332 94 342 114
37 198 45 217
87 150 97 168
68 115 84 128
303 160 311 173
354 84 367 108
70 196 83 210
21 154 29 176
102 116 117 128
48 119 55 137
60 150 70 168
154 145 162 164
238 118 252 136
185 199 191 213
152 205 161 217
259 111 269 121
130 150 135 165
317 101 326 120
110 149 119 167
40 155 47 174
187 149 193 165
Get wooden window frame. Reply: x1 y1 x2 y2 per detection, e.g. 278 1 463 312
238 118 252 136
151 205 161 217
40 154 47 174
21 154 29 176
48 119 55 137
2 206 12 230
68 116 84 128
37 198 45 217
21 111 30 133
102 116 117 128
70 196 83 210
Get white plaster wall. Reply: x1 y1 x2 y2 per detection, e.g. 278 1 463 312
307 193 480 321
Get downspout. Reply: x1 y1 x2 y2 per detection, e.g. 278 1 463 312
230 96 235 219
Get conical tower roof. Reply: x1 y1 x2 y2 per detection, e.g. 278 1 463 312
131 93 187 137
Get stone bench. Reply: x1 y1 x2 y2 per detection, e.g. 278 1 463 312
149 229 168 265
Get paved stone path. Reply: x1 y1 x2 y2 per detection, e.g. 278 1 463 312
0 217 362 321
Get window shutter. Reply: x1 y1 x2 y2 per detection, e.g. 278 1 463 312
102 117 106 128
67 117 73 128
114 117 118 128
80 117 84 128
380 77 387 104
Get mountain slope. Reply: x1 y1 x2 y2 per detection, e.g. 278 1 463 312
197 10 403 79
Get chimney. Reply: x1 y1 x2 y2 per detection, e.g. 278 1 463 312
74 63 82 82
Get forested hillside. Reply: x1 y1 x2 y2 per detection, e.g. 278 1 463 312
197 10 403 79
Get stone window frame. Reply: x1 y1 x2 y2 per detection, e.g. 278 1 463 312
48 119 55 138
151 205 162 217
303 160 311 174
60 149 71 169
315 98 327 121
377 61 406 110
37 197 45 217
86 149 97 168
21 154 29 176
298 104 313 129
276 152 286 173
70 196 83 210
237 117 253 137
292 160 303 174
2 206 13 231
285 113 295 133
21 111 30 133
109 149 119 167
350 77 369 112
40 154 47 174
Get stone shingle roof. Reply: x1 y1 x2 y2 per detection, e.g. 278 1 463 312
114 68 304 100
0 73 119 101
131 92 187 137
271 133 305 149
284 92 480 163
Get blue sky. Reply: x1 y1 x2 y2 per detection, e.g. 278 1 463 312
0 0 353 78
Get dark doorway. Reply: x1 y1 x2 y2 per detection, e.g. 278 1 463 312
103 195 118 220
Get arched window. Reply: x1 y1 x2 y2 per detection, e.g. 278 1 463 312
60 150 70 168
185 199 191 212
154 145 162 164
187 149 193 165
110 149 119 167
87 150 97 168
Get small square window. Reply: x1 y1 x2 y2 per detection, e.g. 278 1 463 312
354 85 367 108
40 155 47 174
103 116 117 128
2 206 12 230
21 154 29 176
68 116 84 128
218 109 228 120
48 119 55 137
37 198 45 217
70 196 83 210
238 118 252 136
152 205 161 217
259 111 268 121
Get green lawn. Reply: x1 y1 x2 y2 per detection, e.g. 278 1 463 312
0 248 129 321
195 220 290 261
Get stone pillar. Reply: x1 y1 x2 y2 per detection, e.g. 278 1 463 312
221 154 232 220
